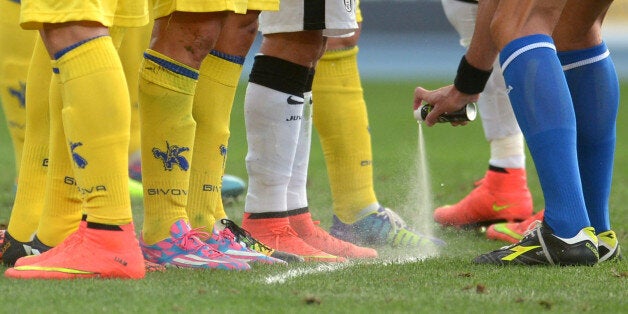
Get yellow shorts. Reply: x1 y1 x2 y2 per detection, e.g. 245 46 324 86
233 0 279 14
356 0 363 23
153 0 278 18
20 0 149 30
1 1 37 60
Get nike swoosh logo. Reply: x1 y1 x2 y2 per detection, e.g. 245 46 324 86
492 204 510 212
287 95 304 105
492 224 523 240
14 265 95 274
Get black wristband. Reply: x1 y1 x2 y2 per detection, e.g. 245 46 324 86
453 56 492 94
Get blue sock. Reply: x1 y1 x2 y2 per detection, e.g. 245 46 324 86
499 34 589 238
558 42 619 234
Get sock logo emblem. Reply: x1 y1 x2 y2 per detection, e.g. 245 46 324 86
286 115 302 121
220 144 227 170
287 95 304 105
8 81 26 108
70 142 88 168
152 141 190 171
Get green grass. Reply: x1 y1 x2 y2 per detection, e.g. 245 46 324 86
0 79 626 313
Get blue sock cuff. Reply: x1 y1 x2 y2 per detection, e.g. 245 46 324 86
143 52 199 80
210 50 246 65
500 34 555 71
54 35 107 60
557 42 609 68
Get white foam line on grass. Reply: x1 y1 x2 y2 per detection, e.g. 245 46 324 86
263 262 352 285
263 255 433 285
380 255 432 266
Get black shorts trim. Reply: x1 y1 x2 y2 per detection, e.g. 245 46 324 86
304 0 325 30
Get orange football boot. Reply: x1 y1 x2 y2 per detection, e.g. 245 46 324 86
434 167 533 228
485 209 545 243
289 210 378 259
5 222 145 279
241 214 345 263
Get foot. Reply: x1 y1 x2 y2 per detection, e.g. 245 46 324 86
289 211 377 259
485 209 545 243
2 231 54 267
207 226 286 265
434 167 533 228
5 223 146 279
9 221 165 272
597 230 622 262
473 221 599 266
12 217 88 267
241 214 345 263
330 207 445 251
140 219 249 270
220 219 304 263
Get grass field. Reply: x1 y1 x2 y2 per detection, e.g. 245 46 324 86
0 79 626 313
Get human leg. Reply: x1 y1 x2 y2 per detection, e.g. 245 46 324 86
310 20 443 251
187 11 260 232
2 37 51 266
434 0 532 229
6 0 149 278
555 0 620 261
241 0 370 261
241 42 344 262
474 0 599 265
137 4 249 270
174 11 287 264
0 1 36 179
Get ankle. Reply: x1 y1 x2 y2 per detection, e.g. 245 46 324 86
84 222 137 245
287 208 316 235
242 213 291 233
485 166 528 188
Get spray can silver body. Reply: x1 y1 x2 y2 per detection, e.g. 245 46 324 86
414 103 477 123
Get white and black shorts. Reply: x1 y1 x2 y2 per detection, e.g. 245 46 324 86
259 0 357 37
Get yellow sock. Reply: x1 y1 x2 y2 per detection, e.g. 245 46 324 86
312 46 377 223
187 54 242 231
139 49 197 244
118 24 151 157
1 60 30 176
5 37 50 242
213 201 228 224
55 36 133 225
36 73 83 246
0 1 37 178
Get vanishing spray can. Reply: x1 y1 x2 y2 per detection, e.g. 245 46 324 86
414 102 478 123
